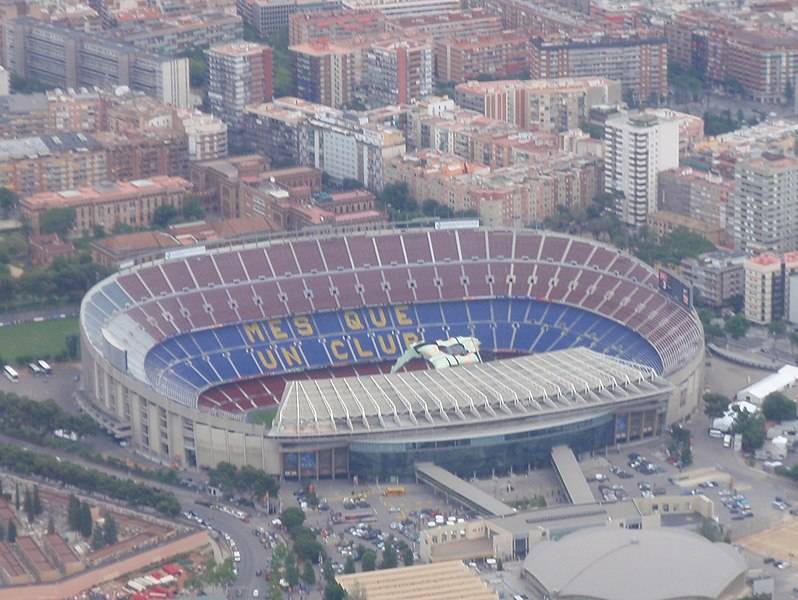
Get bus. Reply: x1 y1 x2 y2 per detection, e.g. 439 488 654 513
3 366 19 382
37 360 52 374
28 362 42 376
383 486 406 497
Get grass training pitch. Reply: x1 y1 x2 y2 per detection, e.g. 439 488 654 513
0 317 78 364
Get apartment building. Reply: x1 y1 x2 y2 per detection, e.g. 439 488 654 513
384 149 603 226
454 77 621 132
658 166 732 244
190 154 271 216
207 42 273 130
288 9 386 45
435 32 529 83
743 252 798 324
407 99 565 167
0 134 108 195
680 251 745 308
603 112 679 226
21 176 192 236
387 9 502 43
725 31 798 104
243 100 310 167
365 38 433 106
530 34 668 103
106 13 243 56
178 110 229 162
304 111 405 190
3 18 190 107
290 41 357 108
237 0 341 36
731 152 798 254
96 130 190 180
341 0 459 17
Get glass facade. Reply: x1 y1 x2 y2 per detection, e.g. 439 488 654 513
347 414 615 480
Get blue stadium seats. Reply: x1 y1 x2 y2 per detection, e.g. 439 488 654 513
194 330 221 353
145 295 665 394
229 350 261 378
216 327 245 350
313 312 343 335
467 300 492 323
442 302 469 325
416 303 443 325
209 354 238 381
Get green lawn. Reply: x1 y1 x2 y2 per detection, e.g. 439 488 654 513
0 317 78 365
247 407 278 427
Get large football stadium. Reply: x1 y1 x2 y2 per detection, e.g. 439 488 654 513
79 228 704 479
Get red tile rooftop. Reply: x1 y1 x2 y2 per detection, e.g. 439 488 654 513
749 253 781 265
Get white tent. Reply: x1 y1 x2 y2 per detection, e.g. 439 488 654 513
737 365 798 404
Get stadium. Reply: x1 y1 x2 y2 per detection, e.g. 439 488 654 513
79 228 705 479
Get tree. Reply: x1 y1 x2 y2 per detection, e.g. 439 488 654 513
380 537 398 569
343 555 356 574
734 409 766 452
68 494 81 531
103 514 118 545
280 507 306 533
7 520 16 543
361 549 377 571
762 392 797 423
704 392 731 418
23 487 33 523
292 527 323 563
32 486 41 517
91 528 106 550
699 517 723 542
285 551 300 587
302 560 316 585
322 558 336 584
79 501 93 538
724 314 749 339
182 198 205 221
40 207 77 238
151 205 179 229
323 582 347 600
402 547 414 566
0 188 19 218
680 446 693 466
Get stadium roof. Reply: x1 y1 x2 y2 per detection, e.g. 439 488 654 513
337 561 498 600
522 528 747 600
270 347 671 438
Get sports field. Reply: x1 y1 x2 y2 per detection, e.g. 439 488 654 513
0 317 78 364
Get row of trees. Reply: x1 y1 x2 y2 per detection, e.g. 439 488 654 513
207 461 279 503
378 183 479 222
0 444 181 516
698 310 751 340
0 254 111 313
541 192 716 268
705 391 797 423
185 557 237 590
0 392 97 443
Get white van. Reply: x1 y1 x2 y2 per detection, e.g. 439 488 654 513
708 429 723 439
722 434 732 448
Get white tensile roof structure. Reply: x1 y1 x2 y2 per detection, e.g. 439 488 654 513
270 347 671 438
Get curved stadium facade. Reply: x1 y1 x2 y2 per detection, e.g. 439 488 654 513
79 228 704 479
